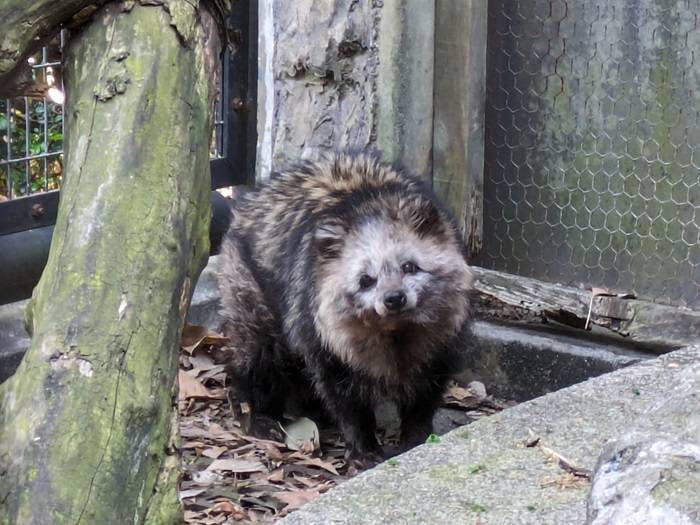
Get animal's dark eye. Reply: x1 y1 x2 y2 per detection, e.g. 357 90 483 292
358 274 376 290
401 262 418 275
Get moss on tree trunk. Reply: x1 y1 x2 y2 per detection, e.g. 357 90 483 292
0 1 223 523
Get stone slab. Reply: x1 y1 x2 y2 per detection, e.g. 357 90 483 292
462 321 652 401
280 346 700 525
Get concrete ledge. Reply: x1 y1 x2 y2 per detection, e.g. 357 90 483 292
280 346 700 525
0 255 654 394
462 321 651 401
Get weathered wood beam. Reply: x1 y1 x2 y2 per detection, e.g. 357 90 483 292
472 267 700 349
376 0 436 179
0 1 225 523
0 0 231 99
0 0 112 97
432 0 487 258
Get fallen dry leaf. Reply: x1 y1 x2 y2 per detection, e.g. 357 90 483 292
191 470 224 486
209 499 247 520
179 371 225 401
264 443 284 462
297 457 340 476
207 458 267 474
179 371 215 400
267 468 284 482
181 324 228 354
273 489 322 513
179 488 206 501
447 384 474 401
202 446 227 459
188 353 218 371
182 440 206 450
184 510 204 522
197 366 227 383
283 417 320 452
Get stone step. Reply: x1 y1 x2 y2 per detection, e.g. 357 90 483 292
280 346 700 525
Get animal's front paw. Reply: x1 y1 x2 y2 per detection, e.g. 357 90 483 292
345 445 384 472
399 420 434 452
249 414 285 442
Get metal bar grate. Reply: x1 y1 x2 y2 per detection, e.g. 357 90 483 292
0 34 65 202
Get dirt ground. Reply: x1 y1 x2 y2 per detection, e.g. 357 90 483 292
178 325 513 524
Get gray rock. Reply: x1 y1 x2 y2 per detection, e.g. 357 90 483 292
186 255 224 330
0 299 29 383
587 437 700 525
587 361 700 524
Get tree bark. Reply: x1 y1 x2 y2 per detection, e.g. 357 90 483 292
0 1 224 523
256 0 434 180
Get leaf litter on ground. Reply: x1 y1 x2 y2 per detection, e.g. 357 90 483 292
178 324 514 523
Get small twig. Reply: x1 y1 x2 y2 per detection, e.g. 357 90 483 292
538 443 592 479
524 431 592 479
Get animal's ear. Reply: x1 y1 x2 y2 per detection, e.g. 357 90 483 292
314 220 347 258
400 196 443 237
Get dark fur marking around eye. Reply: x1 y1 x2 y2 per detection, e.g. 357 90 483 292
359 274 376 289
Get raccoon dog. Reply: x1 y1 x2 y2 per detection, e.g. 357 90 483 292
218 153 472 463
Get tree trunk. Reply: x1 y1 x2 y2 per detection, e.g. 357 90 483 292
0 1 223 523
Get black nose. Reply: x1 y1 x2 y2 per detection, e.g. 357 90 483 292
384 290 407 311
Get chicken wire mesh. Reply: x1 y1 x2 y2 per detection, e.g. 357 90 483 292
479 0 700 309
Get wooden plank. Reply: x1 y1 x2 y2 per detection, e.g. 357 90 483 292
257 0 382 173
433 0 487 258
376 0 436 179
472 267 700 349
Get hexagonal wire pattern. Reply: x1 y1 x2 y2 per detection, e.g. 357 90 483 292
479 0 700 309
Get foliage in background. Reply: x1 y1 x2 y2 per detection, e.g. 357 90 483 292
0 97 64 199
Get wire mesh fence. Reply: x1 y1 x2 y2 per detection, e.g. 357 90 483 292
480 0 700 309
0 33 227 202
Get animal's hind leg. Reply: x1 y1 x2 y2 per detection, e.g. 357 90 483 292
218 235 284 436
